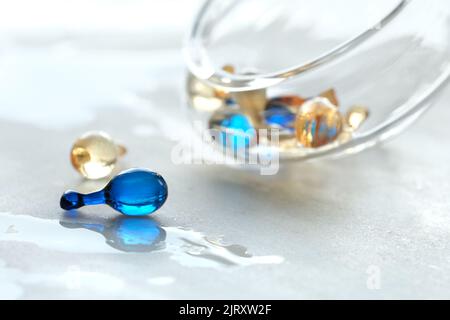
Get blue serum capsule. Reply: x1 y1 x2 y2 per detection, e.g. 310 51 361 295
264 103 296 133
209 110 256 151
60 168 168 216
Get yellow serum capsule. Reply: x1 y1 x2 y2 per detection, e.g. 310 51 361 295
345 106 369 131
70 131 126 179
318 88 339 106
337 106 370 143
214 64 236 99
295 97 344 148
186 72 225 112
187 65 237 112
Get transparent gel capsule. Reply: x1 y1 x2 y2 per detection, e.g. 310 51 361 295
345 106 369 131
60 168 168 216
187 72 225 112
319 88 339 106
295 97 343 148
71 131 126 180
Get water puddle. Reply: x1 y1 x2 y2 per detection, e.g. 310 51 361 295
0 212 283 269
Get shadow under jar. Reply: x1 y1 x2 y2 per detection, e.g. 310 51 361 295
184 0 450 163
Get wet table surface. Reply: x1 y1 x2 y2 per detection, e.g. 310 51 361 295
1 1 450 299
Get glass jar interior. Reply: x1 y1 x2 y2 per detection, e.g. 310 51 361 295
189 0 405 78
185 0 450 162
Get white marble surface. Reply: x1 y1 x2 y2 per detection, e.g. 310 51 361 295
1 0 450 299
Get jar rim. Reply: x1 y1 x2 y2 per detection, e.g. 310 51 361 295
184 0 409 91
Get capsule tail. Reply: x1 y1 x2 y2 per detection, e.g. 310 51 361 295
60 191 84 210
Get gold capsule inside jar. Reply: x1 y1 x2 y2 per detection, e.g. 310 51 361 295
295 97 343 148
70 131 126 180
186 73 225 112
345 106 369 131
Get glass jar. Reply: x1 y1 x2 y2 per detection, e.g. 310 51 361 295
184 0 450 162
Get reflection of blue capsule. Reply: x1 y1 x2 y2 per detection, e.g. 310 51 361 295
220 114 255 150
116 218 163 247
60 168 168 216
60 213 166 252
264 103 296 132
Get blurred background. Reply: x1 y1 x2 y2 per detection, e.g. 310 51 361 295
0 0 450 299
0 0 199 129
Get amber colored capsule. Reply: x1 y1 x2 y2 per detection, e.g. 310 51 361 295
187 73 225 112
319 88 339 106
345 106 369 131
231 89 267 126
269 95 306 108
70 131 126 180
222 65 236 74
214 65 236 100
295 97 343 148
